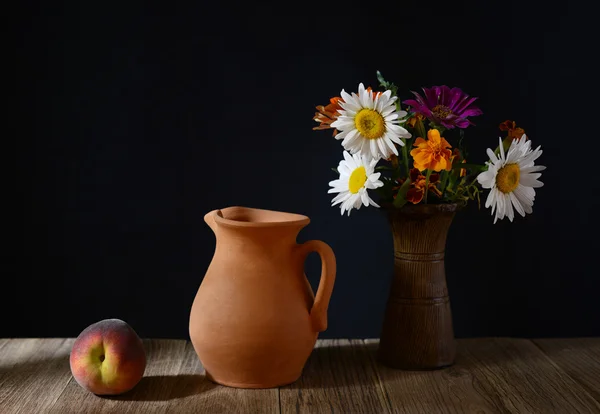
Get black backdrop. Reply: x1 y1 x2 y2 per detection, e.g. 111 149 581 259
11 3 598 340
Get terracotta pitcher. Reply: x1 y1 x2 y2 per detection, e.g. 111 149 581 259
189 206 336 388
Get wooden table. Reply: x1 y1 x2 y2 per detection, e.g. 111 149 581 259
1 338 599 413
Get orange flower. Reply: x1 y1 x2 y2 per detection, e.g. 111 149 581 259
410 129 453 172
405 113 425 129
499 120 526 141
313 97 343 136
406 168 442 204
393 169 442 204
451 148 467 177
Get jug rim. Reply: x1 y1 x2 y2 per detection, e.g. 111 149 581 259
212 206 310 228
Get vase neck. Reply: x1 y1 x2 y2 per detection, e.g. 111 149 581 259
216 225 302 252
205 206 309 252
388 209 456 255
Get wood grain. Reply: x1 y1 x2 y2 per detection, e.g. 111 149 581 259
534 338 600 403
48 339 187 413
378 205 457 369
165 341 279 413
459 338 600 413
0 338 74 414
279 339 391 414
1 338 600 413
368 338 600 413
365 338 506 414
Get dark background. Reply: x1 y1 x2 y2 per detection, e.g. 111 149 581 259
10 3 598 340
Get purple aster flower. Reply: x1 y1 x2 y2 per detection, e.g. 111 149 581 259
403 86 483 129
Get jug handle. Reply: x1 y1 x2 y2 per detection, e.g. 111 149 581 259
298 240 336 332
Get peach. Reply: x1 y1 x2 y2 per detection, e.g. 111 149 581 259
69 318 146 395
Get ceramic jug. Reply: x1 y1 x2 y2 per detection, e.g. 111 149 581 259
189 206 336 388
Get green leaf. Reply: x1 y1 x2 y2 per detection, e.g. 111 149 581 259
375 165 394 171
393 178 412 208
465 182 482 207
376 70 398 97
429 122 446 135
502 136 513 153
376 70 388 88
452 163 485 172
331 167 339 174
439 170 450 196
415 118 427 140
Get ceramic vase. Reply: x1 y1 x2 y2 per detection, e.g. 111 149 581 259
190 206 336 388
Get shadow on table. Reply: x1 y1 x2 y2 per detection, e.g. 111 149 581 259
283 342 383 390
285 340 527 390
105 374 215 401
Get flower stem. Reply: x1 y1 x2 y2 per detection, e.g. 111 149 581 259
452 163 485 172
402 139 409 177
416 119 427 141
439 170 449 197
424 169 432 203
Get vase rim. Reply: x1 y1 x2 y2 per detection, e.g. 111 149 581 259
381 202 461 214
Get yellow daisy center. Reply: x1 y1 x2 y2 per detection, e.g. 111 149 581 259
496 163 520 193
348 166 367 194
354 109 385 139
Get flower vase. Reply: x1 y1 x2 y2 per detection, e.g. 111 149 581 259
377 203 458 370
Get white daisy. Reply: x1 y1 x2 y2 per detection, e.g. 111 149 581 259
330 83 411 161
328 151 384 216
477 135 545 223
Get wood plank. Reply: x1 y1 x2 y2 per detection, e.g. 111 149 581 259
458 338 600 413
164 341 280 413
1 339 46 400
280 339 391 414
48 339 187 413
368 338 600 413
534 338 600 403
0 338 74 414
47 339 280 413
365 338 507 413
0 338 44 385
3 337 599 413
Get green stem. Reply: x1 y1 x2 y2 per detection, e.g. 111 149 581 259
416 119 427 140
439 170 449 197
402 139 409 177
424 169 432 204
468 175 480 187
429 122 445 135
452 163 486 172
449 176 468 202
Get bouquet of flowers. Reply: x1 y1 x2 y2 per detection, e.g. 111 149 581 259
313 72 545 223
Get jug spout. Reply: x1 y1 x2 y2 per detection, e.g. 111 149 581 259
205 206 311 247
204 209 222 233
